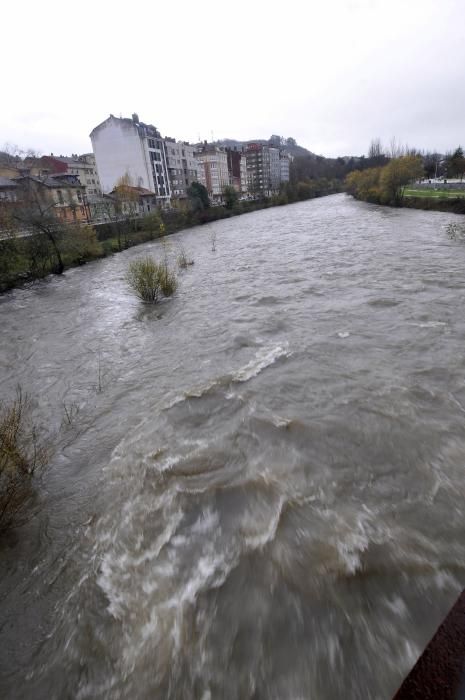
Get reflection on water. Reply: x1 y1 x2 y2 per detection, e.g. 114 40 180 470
1 194 465 699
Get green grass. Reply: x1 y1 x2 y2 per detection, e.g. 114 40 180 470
404 188 465 199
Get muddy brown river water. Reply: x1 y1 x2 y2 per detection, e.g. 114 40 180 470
1 194 465 699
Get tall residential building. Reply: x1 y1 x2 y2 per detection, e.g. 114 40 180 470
280 152 291 183
41 153 102 199
246 143 271 197
226 148 248 195
246 144 284 196
195 144 229 202
90 113 171 206
164 138 199 200
269 147 281 192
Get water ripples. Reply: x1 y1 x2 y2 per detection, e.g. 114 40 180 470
1 195 465 698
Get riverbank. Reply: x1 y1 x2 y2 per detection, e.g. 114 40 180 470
0 180 341 293
347 191 465 215
402 195 465 214
345 156 465 215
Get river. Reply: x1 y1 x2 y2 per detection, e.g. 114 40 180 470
1 193 465 699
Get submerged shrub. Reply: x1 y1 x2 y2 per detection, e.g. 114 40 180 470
126 256 178 302
446 222 465 240
158 260 178 296
177 245 194 269
0 388 50 533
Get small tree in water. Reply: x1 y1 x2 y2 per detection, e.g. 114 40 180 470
126 256 177 303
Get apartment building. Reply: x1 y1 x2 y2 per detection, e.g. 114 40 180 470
195 144 230 202
90 113 171 206
164 138 199 200
246 144 285 196
226 148 248 195
41 153 102 199
280 152 291 183
246 143 271 197
269 147 281 192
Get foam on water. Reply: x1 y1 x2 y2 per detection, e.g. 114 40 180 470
232 343 291 382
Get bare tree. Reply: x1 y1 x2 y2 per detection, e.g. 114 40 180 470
389 137 405 159
368 138 384 159
12 178 68 274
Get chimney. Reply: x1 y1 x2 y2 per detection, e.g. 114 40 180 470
132 113 139 124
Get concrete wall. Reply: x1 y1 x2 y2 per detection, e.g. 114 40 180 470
91 117 153 193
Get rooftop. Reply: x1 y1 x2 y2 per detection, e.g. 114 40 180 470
0 176 18 188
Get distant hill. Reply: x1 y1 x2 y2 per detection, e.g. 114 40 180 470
213 137 316 159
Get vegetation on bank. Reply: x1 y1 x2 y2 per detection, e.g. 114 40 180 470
0 389 50 534
0 177 340 294
345 141 465 213
345 156 465 213
345 155 424 206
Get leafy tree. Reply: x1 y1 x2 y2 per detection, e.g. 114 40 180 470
187 181 210 211
379 155 424 204
446 147 465 180
223 185 238 209
141 209 165 239
346 167 382 202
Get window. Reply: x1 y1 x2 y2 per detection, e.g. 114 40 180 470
77 190 83 203
57 190 63 204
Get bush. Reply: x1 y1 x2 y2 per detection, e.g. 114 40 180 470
158 260 178 296
0 388 49 533
140 210 165 239
126 256 178 303
177 245 194 269
63 224 103 264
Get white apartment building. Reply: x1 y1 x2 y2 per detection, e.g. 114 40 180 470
164 139 199 199
195 144 230 202
90 113 171 205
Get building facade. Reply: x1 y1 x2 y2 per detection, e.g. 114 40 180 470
246 143 270 197
164 138 199 200
246 144 285 196
226 148 248 195
41 153 102 199
90 114 171 206
280 153 291 183
14 175 90 223
269 147 281 192
0 176 18 203
195 144 230 202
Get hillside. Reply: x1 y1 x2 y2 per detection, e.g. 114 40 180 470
214 137 316 159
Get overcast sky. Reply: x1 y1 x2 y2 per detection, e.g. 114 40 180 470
3 0 464 158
